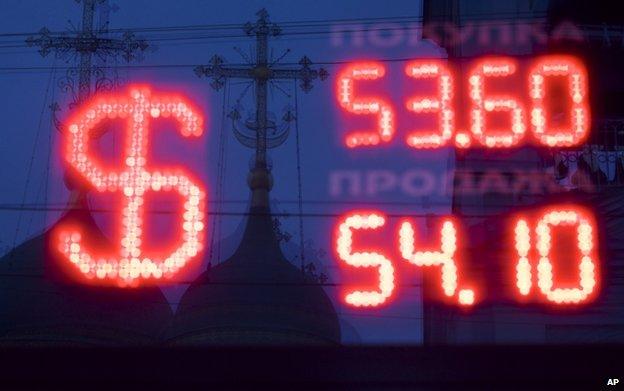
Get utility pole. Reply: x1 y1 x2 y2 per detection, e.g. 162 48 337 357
195 8 327 177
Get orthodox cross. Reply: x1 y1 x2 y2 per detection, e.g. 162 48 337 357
25 0 149 206
26 0 148 108
195 8 328 171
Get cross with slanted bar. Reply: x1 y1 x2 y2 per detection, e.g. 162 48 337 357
26 0 148 104
194 8 328 170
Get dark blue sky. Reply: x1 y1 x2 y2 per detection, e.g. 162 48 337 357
0 0 457 344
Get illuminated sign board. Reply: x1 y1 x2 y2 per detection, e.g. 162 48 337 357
55 55 596 310
333 55 594 308
337 56 589 149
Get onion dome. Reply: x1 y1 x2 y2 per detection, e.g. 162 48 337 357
168 167 341 345
0 195 173 346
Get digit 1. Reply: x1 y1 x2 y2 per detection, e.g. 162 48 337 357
529 55 590 147
404 61 455 148
335 212 395 307
399 218 475 305
514 219 532 296
337 63 394 148
468 57 527 148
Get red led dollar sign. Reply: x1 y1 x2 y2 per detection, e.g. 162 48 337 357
57 86 206 286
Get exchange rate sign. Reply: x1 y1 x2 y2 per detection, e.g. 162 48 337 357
55 56 598 308
335 55 597 308
56 86 206 286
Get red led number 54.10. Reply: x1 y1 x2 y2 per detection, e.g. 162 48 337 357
58 88 205 286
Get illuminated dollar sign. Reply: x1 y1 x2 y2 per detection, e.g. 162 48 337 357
57 86 206 286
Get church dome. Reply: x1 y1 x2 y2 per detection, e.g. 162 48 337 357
0 199 173 346
167 200 341 345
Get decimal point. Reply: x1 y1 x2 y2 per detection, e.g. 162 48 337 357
458 289 475 305
455 132 471 148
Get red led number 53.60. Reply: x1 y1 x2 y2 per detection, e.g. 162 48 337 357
337 55 589 149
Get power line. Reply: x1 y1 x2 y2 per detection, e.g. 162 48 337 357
294 79 306 273
0 204 620 218
1 18 619 50
8 12 621 44
0 52 570 73
0 11 559 39
0 15 425 38
0 193 607 209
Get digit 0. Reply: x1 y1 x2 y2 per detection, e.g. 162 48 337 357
529 55 590 147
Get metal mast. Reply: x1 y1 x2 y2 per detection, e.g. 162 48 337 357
27 0 148 109
26 0 149 207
